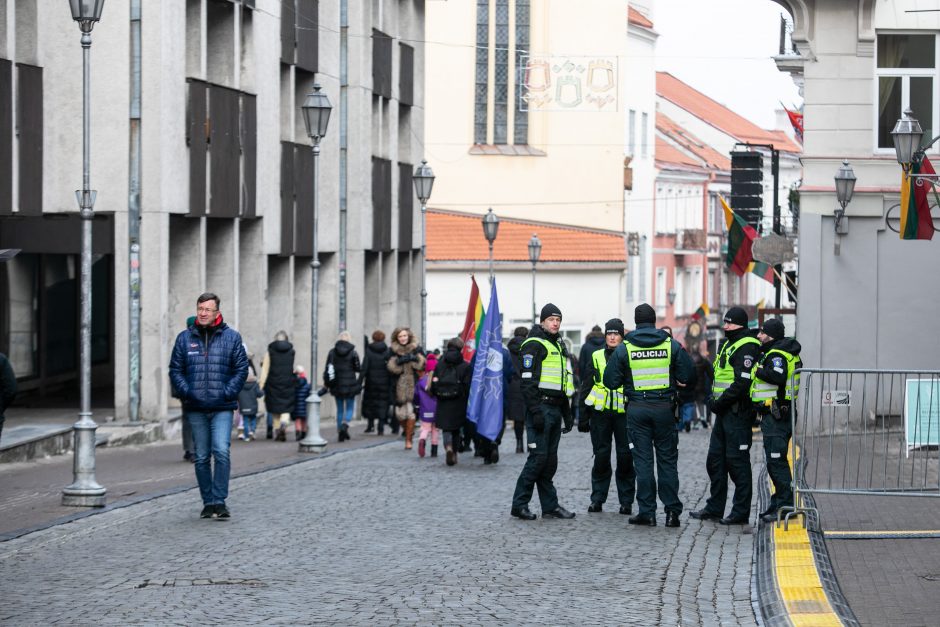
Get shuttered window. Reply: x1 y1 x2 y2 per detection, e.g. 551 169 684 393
372 29 392 99
372 157 392 251
398 162 413 250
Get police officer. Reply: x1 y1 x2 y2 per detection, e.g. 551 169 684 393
603 304 692 527
510 303 576 520
578 318 636 514
690 306 761 525
751 318 802 523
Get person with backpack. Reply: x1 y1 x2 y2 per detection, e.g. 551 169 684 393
387 327 426 450
431 337 471 465
361 330 394 434
323 331 362 442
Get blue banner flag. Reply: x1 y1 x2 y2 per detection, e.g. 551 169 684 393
466 279 504 441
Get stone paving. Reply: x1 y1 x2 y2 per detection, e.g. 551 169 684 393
0 428 759 625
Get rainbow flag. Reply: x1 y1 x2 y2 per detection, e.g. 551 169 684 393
721 196 759 277
691 303 709 321
899 156 937 240
459 276 485 362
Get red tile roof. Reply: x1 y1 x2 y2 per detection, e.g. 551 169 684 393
655 137 706 170
427 210 626 263
628 6 654 29
656 71 802 154
656 112 731 171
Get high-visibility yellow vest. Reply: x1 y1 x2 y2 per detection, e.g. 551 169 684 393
711 335 761 397
750 348 801 402
584 348 626 413
625 339 672 391
521 337 575 397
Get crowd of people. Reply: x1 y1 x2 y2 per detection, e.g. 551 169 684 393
169 292 801 525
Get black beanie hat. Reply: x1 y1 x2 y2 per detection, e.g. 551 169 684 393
634 303 656 324
762 318 785 340
540 302 563 322
723 306 748 327
605 318 625 337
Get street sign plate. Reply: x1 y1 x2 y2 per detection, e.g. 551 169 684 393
752 233 795 265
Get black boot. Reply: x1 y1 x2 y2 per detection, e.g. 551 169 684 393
431 444 438 457
516 440 524 454
266 426 273 440
364 418 374 433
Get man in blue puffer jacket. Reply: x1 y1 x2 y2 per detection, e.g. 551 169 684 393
169 292 249 520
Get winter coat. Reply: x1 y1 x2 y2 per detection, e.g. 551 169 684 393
578 330 606 383
293 374 312 419
506 336 526 421
0 352 16 419
603 323 694 404
261 340 296 414
386 328 426 406
413 374 437 423
237 378 264 415
361 341 393 420
430 347 471 431
324 340 362 398
169 318 249 412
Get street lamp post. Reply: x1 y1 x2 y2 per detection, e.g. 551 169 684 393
412 160 435 349
62 0 106 508
299 83 332 454
482 208 499 284
527 233 541 323
891 108 940 183
833 159 856 256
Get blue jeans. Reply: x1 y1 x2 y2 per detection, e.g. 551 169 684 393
335 397 355 430
678 402 696 431
187 410 233 506
242 413 258 437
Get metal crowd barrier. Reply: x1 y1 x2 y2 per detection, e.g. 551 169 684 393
781 368 940 529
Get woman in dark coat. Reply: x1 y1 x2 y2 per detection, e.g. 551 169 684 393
360 330 394 434
431 337 471 466
324 331 362 442
259 330 296 441
506 326 528 453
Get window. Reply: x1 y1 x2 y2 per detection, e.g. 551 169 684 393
473 0 488 144
655 267 666 314
876 34 937 150
628 109 636 156
641 112 648 158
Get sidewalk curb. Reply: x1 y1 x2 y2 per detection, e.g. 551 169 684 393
0 438 397 543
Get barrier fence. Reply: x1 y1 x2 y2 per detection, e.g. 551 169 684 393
783 368 940 527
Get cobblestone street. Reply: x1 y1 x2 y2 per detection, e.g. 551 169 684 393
0 429 758 625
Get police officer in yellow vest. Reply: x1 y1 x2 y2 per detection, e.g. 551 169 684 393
690 306 762 525
578 318 637 514
603 304 693 527
510 303 576 520
751 318 802 523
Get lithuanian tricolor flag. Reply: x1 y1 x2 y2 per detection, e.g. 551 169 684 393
459 276 485 362
748 260 776 284
720 195 759 276
691 303 709 321
899 156 937 240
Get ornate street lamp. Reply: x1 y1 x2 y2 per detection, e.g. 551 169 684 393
62 0 106 508
299 84 332 454
833 159 856 255
528 233 541 323
891 108 940 184
482 208 499 284
413 160 435 350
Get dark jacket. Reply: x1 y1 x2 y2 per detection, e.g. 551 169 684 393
431 347 471 431
754 337 803 405
518 324 572 421
678 357 700 404
0 352 16 419
579 345 619 416
691 350 710 401
361 341 393 419
169 319 249 412
578 331 606 385
263 340 296 414
603 323 693 403
506 336 527 421
711 328 762 415
293 374 312 418
325 340 362 398
237 378 264 415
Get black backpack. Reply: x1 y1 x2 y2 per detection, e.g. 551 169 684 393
433 362 461 399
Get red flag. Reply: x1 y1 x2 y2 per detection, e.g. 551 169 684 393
459 276 484 361
781 102 803 143
900 156 937 240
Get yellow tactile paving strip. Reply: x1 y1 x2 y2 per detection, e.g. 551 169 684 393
769 443 844 626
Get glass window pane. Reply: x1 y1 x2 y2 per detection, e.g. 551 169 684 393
877 76 901 149
877 34 935 69
2 253 39 378
910 76 934 142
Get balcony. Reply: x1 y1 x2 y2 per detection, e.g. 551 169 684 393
675 229 706 252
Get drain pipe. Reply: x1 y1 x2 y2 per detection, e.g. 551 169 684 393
128 0 142 421
338 0 348 331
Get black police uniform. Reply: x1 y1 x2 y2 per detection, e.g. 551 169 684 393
700 328 761 523
510 324 574 519
579 346 636 513
754 336 802 519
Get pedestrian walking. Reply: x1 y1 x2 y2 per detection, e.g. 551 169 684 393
430 337 471 465
413 366 440 458
387 327 426 450
0 351 16 444
259 331 296 441
689 306 762 526
324 331 362 442
751 318 802 523
237 372 264 441
690 346 711 428
676 342 700 433
361 330 395 435
603 304 693 528
510 303 576 521
425 349 439 376
506 326 528 454
292 365 312 441
168 292 248 520
579 318 637 515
